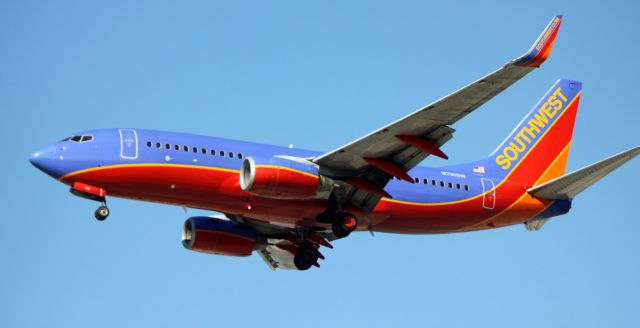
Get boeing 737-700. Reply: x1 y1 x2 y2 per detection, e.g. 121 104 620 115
30 15 639 270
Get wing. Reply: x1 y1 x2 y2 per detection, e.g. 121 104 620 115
313 15 564 211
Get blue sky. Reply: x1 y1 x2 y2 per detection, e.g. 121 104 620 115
2 1 639 327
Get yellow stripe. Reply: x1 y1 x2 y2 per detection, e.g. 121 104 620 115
59 163 239 181
384 189 484 206
384 91 581 207
59 163 319 182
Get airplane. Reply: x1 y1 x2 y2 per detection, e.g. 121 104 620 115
30 15 639 271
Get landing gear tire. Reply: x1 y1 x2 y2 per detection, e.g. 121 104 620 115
331 212 358 239
95 206 109 221
293 244 319 271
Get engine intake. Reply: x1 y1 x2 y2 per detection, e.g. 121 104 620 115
239 156 331 199
182 217 256 256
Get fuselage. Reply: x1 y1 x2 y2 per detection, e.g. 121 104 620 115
29 128 571 234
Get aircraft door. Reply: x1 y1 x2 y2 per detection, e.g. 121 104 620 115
481 178 496 210
119 129 138 159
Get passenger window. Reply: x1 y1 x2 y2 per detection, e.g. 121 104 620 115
456 183 461 190
220 150 225 157
210 149 216 156
465 185 470 191
156 142 161 149
448 182 453 188
192 147 197 153
174 145 179 151
146 141 152 148
431 180 436 186
423 178 428 185
165 144 170 149
184 146 189 152
440 181 445 187
414 177 420 183
229 152 234 158
202 148 207 154
238 153 243 159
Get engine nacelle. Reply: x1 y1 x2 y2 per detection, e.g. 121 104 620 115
182 217 256 257
239 156 332 199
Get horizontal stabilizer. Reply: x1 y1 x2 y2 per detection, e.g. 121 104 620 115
528 146 640 200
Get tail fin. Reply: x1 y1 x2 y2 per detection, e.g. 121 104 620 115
487 79 582 186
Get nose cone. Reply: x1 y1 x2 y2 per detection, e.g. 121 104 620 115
30 145 63 179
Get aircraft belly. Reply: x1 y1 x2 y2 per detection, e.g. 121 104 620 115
61 163 556 234
60 164 329 225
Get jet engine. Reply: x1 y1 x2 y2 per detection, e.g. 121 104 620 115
239 156 332 199
182 217 257 256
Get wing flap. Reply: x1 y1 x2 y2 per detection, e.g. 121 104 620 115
528 146 640 200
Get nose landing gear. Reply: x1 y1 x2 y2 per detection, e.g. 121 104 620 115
69 182 110 221
94 203 110 221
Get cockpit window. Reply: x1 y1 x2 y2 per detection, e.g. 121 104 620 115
63 135 93 143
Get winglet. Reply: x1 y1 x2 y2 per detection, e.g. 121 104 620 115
512 15 563 67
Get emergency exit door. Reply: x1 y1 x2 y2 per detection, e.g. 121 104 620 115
481 178 496 210
119 129 138 159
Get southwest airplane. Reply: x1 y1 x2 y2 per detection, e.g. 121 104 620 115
30 16 639 270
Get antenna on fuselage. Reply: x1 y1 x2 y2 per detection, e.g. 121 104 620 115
363 214 375 237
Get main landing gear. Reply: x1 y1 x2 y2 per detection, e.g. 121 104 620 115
293 242 319 271
317 211 358 239
331 212 358 238
316 192 358 238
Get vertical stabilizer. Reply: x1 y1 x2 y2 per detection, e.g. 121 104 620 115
484 79 582 186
